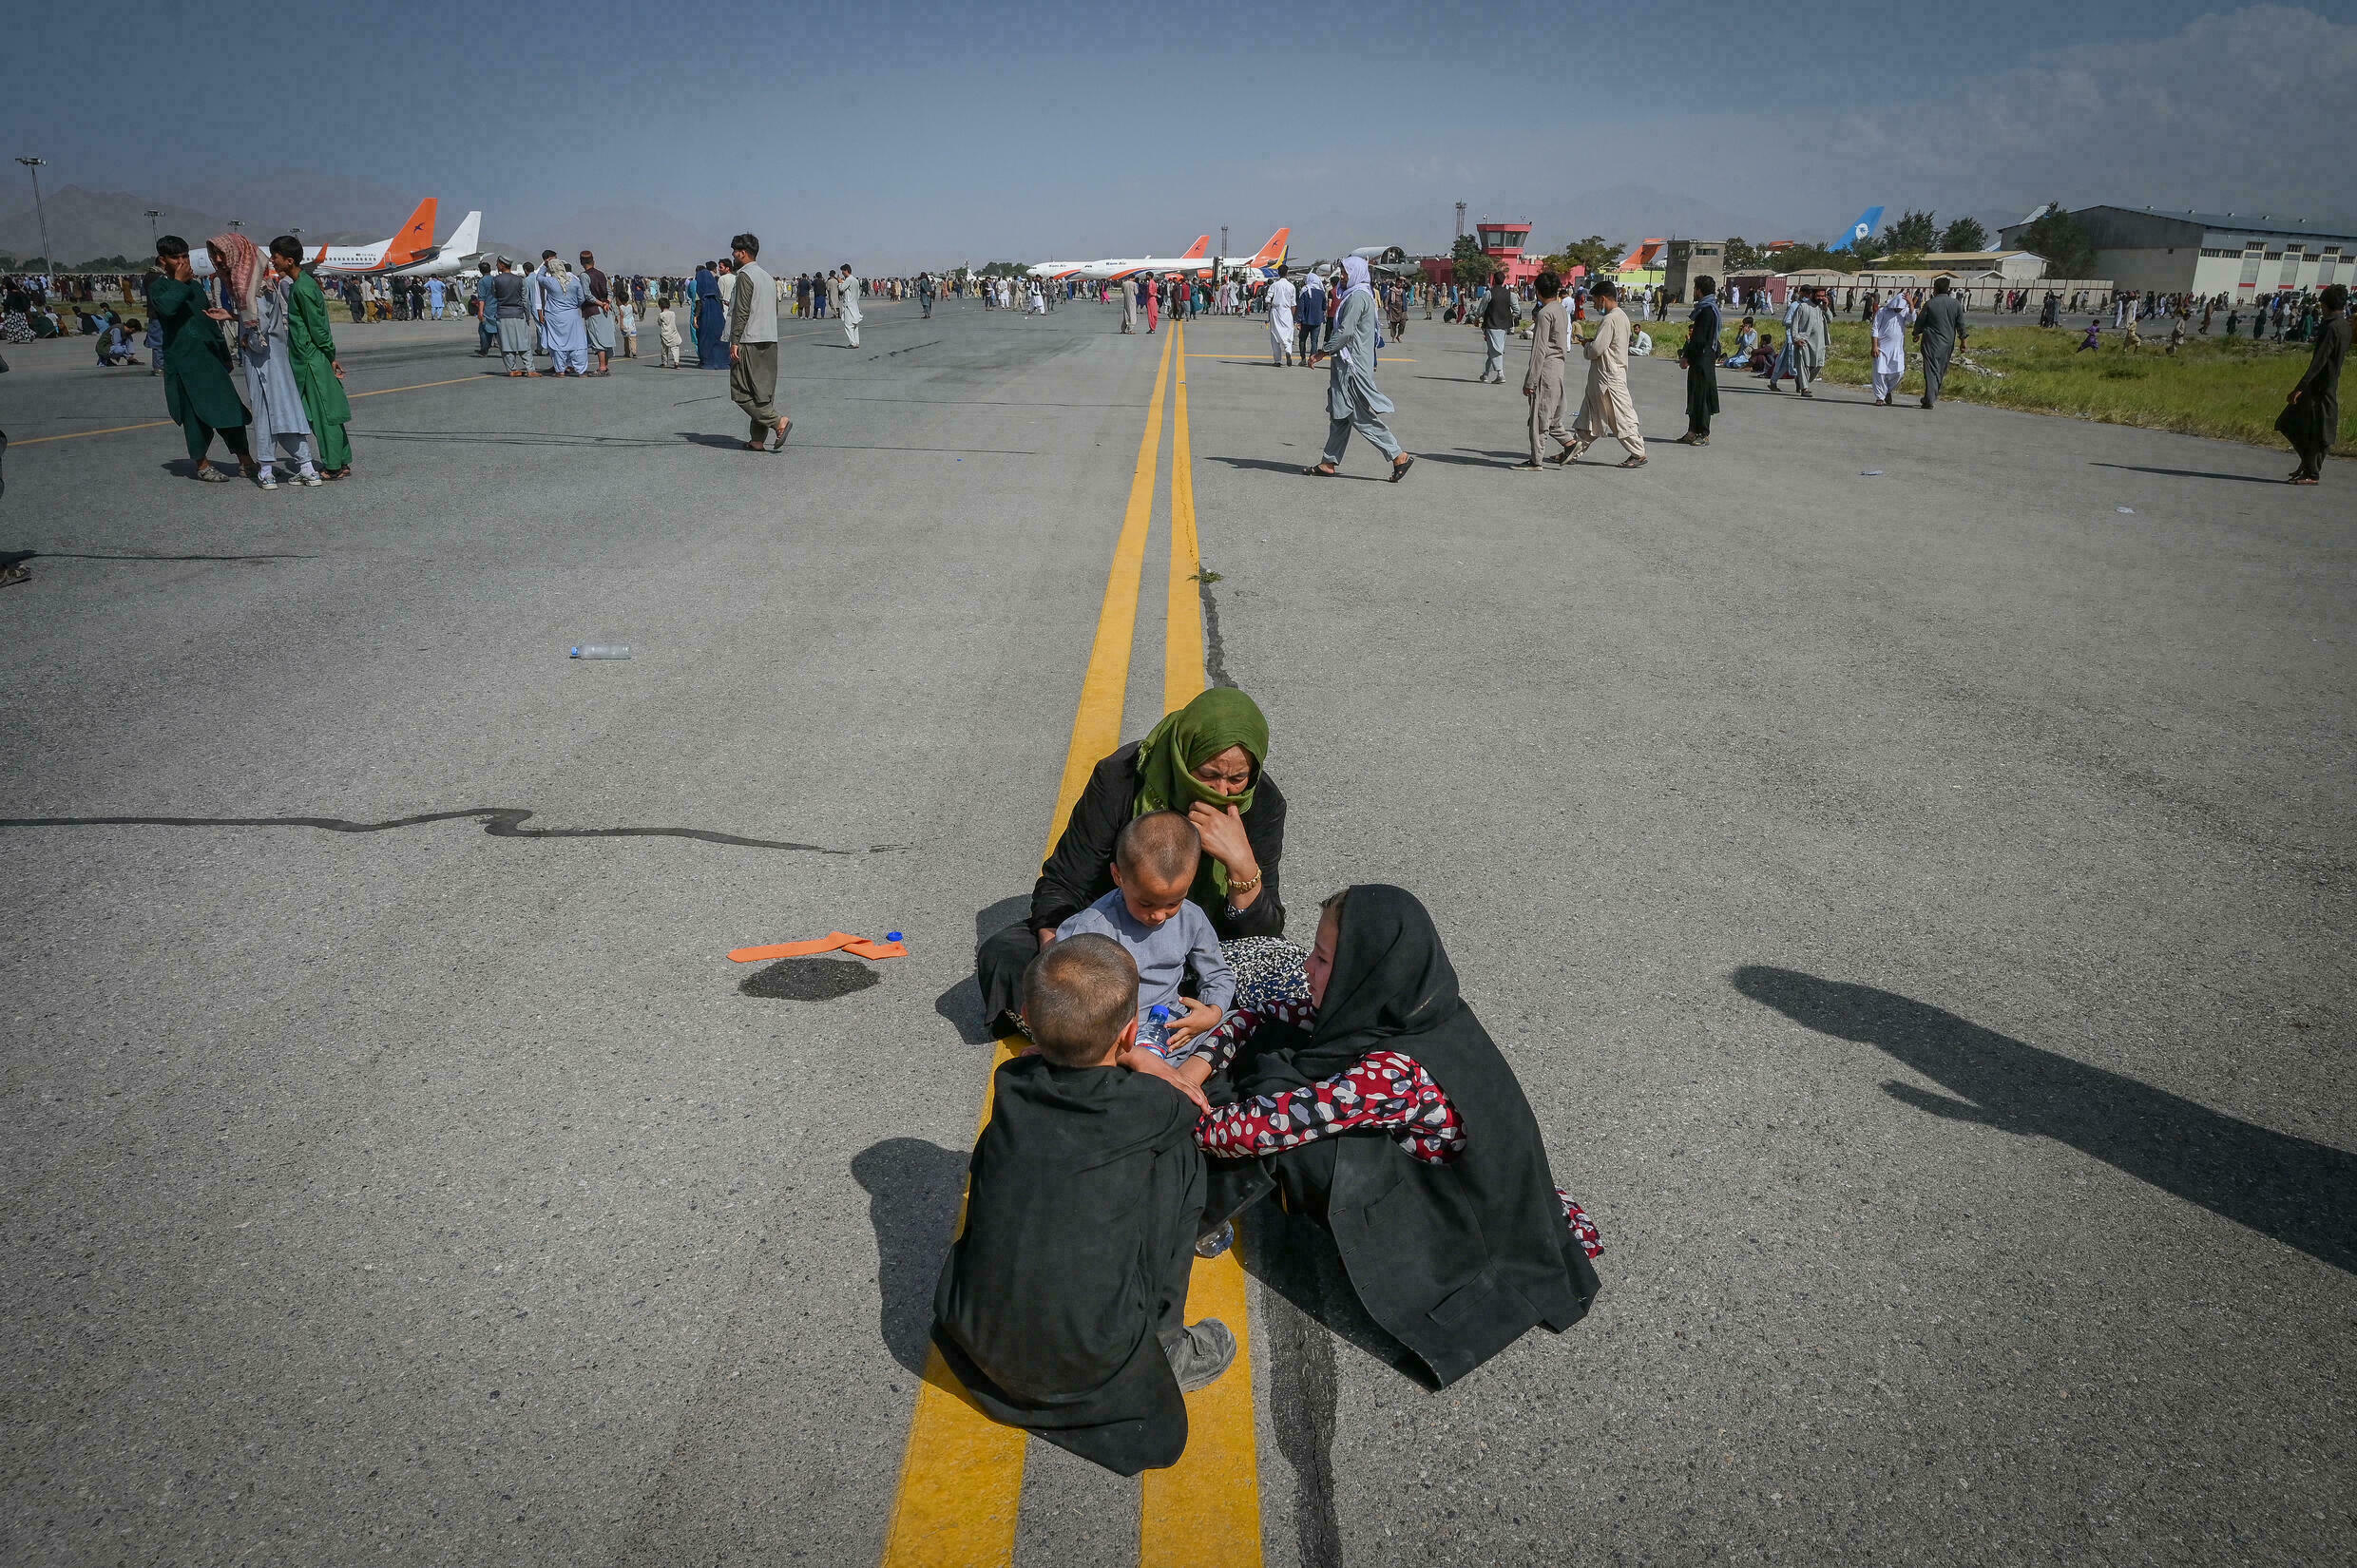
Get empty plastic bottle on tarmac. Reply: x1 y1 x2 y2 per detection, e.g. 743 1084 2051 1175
568 644 631 659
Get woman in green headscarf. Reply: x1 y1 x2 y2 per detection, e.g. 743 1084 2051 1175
975 687 1288 1033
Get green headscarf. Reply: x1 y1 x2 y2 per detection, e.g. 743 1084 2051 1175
1132 687 1269 903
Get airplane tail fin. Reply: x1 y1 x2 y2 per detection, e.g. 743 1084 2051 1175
1829 206 1883 254
389 198 438 262
1180 235 1210 259
444 210 482 259
1250 227 1291 265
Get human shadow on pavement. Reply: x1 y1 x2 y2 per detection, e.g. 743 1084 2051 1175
1209 456 1385 481
934 895 1031 1045
1733 966 2357 1276
2090 462 2283 486
852 1138 970 1376
1412 449 1518 468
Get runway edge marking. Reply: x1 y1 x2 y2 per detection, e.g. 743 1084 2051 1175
12 374 486 446
1140 319 1268 1568
876 323 1178 1568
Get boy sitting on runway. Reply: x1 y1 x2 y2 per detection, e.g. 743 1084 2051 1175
931 933 1235 1475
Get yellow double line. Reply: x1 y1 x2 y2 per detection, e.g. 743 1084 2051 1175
879 320 1263 1567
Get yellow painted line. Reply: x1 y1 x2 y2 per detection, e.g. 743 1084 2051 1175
11 373 487 446
1141 319 1267 1567
1186 353 1415 362
1162 322 1206 715
11 419 176 446
1052 320 1175 831
878 322 1178 1568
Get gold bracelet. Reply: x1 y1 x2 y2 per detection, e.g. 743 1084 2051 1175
1228 871 1262 896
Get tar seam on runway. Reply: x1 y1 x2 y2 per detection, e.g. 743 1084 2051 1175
0 808 907 854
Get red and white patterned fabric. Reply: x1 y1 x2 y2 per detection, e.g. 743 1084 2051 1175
1198 1048 1465 1162
1192 1023 1604 1260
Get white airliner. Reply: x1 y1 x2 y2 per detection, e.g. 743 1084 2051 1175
1069 229 1290 283
185 199 446 277
1030 236 1208 281
388 211 484 277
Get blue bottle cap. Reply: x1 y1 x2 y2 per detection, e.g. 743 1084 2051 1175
885 931 903 943
1149 1004 1170 1023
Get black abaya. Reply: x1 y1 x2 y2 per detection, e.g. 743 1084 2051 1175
932 1056 1205 1474
1209 886 1600 1386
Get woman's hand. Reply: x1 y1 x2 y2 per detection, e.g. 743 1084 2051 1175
203 308 233 321
1164 999 1222 1051
1188 801 1255 879
332 359 345 380
1121 1046 1210 1112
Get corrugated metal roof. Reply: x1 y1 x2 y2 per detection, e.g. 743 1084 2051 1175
2080 206 2356 241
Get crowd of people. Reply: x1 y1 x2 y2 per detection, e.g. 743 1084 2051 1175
1 234 2346 517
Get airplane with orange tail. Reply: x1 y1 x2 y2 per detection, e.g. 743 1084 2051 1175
1029 234 1209 282
185 199 449 277
1068 228 1288 283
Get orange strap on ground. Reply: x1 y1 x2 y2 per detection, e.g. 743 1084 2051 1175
728 932 857 962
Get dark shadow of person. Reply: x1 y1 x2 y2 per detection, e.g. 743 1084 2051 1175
850 1138 971 1375
1732 966 2357 1276
936 895 1032 1045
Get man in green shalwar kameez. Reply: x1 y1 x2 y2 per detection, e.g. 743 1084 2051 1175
146 236 254 481
270 236 354 478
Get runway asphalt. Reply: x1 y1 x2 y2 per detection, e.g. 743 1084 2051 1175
3 294 2351 1568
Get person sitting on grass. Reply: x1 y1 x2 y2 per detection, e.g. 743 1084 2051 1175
1725 316 1758 367
1748 331 1778 375
931 933 1236 1477
1057 811 1234 1060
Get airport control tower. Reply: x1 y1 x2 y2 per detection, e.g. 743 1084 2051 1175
1420 217 1542 291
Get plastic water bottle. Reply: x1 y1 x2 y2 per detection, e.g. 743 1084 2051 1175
568 644 631 659
1140 1004 1172 1057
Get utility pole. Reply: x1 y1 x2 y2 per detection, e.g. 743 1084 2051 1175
1220 225 1229 257
145 209 163 252
1455 201 1466 241
15 157 52 272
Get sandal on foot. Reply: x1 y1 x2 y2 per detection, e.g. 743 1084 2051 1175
0 562 29 588
194 465 232 482
1619 455 1647 468
1389 454 1414 482
769 418 793 451
1302 463 1339 477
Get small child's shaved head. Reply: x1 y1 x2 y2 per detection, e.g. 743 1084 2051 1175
1022 934 1140 1066
1115 811 1200 888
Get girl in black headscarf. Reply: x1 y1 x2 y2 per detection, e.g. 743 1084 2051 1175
1190 885 1601 1386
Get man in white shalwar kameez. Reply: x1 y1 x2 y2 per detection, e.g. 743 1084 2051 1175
836 265 863 348
1870 292 1913 405
1265 264 1297 367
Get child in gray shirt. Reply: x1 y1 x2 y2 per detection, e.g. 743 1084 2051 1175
1055 812 1235 1060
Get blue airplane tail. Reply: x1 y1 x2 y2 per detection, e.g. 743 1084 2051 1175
1828 206 1884 253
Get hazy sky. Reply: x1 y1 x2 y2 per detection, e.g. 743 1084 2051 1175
7 1 2354 270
